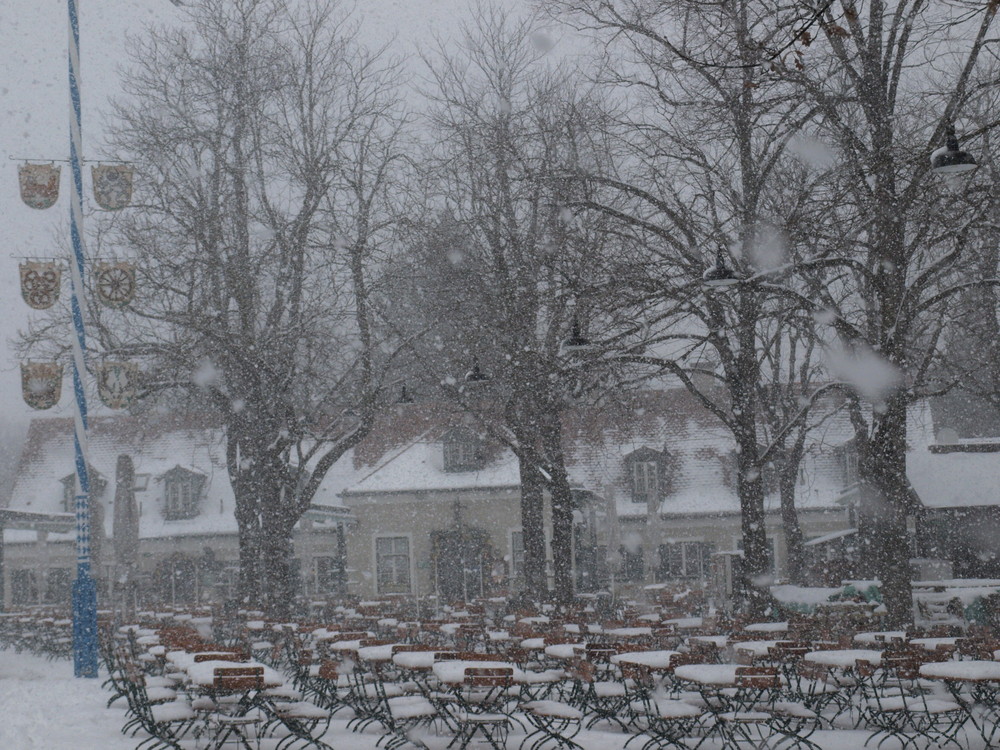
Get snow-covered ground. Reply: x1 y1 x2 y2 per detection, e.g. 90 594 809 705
1 648 992 750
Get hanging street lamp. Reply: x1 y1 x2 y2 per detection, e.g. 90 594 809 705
931 124 978 175
702 246 741 288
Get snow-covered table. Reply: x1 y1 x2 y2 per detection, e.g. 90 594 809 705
743 622 788 633
543 643 585 660
802 649 883 669
432 660 525 685
663 617 702 630
674 664 742 686
609 649 680 669
732 640 781 659
185 659 284 688
392 651 438 670
853 631 906 645
689 634 728 648
920 661 1000 682
909 637 959 652
604 626 653 639
356 643 399 662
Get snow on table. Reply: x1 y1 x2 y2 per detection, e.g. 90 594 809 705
185 659 284 688
392 651 438 669
674 664 742 686
543 643 585 660
732 640 780 658
744 622 788 633
519 616 550 625
357 644 398 662
604 626 653 638
166 651 244 670
432 660 525 684
563 623 603 635
803 649 884 668
664 617 703 629
853 631 906 645
909 637 959 651
920 661 1000 681
609 650 680 669
328 639 364 652
689 634 728 647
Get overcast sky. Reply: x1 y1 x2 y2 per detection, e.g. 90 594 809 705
0 0 557 438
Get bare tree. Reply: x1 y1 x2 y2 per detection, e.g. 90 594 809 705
779 0 999 624
544 0 838 614
19 0 409 615
390 3 624 602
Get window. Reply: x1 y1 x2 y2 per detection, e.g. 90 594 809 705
11 570 38 605
161 466 205 520
442 429 483 472
315 556 344 594
44 568 71 604
658 541 716 581
624 448 666 503
617 545 645 582
59 467 106 512
632 461 659 501
510 531 525 581
376 536 411 594
837 440 860 488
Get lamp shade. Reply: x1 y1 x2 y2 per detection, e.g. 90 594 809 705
702 247 740 287
931 125 977 175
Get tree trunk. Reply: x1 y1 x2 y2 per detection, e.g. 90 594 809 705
548 463 576 603
859 394 914 627
261 507 298 621
517 460 548 602
778 465 807 586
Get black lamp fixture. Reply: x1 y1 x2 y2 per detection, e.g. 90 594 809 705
396 384 414 404
465 357 490 384
561 318 593 354
931 123 978 175
702 246 740 288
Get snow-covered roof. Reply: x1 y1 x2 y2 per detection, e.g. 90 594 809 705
4 413 234 544
909 446 1000 509
344 439 520 495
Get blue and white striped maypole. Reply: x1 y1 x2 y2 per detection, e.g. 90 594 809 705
67 0 98 679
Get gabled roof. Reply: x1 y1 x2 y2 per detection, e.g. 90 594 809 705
4 413 234 544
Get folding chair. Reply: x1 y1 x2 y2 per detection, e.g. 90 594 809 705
202 666 267 750
855 657 965 750
449 667 514 750
520 699 584 750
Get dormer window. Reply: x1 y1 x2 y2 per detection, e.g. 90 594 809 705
442 428 484 473
835 439 860 489
59 468 106 513
624 447 666 503
160 466 206 520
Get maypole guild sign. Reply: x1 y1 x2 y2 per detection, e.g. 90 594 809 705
97 361 138 409
95 261 137 308
92 165 133 210
19 261 61 309
21 361 63 410
18 164 61 209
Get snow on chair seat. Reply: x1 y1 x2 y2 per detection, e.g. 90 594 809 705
388 695 437 720
522 700 584 719
150 700 195 723
273 700 330 719
593 680 628 697
647 698 704 719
